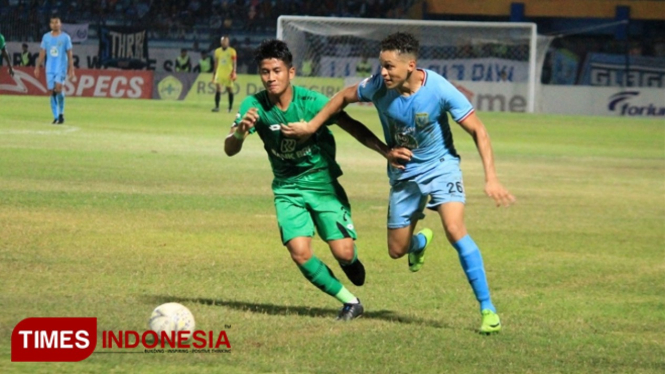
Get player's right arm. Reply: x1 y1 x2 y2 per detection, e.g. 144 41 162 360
224 107 258 156
211 49 218 83
281 83 360 138
34 48 45 78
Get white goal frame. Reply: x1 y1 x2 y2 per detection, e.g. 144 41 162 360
277 16 539 113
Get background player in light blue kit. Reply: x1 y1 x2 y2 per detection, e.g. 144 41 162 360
282 32 515 334
34 16 75 124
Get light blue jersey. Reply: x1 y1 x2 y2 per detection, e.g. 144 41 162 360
40 32 72 74
357 69 474 184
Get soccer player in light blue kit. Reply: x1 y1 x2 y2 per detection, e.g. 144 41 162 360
34 16 75 124
282 32 515 334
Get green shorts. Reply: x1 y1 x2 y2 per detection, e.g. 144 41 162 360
272 172 357 245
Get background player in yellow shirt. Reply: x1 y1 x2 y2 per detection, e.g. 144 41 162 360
212 36 237 112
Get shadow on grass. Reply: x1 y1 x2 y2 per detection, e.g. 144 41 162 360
144 294 448 329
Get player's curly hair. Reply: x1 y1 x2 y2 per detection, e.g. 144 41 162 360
380 32 419 58
254 39 293 67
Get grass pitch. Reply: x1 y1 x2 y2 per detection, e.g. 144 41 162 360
0 96 663 373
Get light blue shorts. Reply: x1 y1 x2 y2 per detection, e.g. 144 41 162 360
387 161 466 229
46 71 67 90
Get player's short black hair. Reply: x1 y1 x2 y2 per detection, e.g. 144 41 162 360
254 39 293 67
380 32 419 58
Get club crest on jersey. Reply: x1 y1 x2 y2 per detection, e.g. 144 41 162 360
415 113 429 129
280 138 297 153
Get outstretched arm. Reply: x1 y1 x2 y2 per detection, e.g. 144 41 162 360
457 112 515 207
336 111 412 170
281 84 360 138
224 108 257 156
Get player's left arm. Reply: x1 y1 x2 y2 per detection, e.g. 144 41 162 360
66 36 75 79
1 47 13 77
282 84 360 138
230 49 237 80
336 111 389 158
457 112 515 207
67 48 75 79
336 111 411 170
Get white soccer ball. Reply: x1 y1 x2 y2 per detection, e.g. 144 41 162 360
149 302 196 340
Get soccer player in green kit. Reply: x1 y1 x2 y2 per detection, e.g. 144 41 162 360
225 39 400 321
0 32 15 77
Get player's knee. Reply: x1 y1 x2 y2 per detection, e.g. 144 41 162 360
444 222 466 243
335 250 354 263
387 243 408 259
329 241 354 262
289 251 310 265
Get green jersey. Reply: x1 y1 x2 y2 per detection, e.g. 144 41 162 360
0 33 5 50
234 85 341 182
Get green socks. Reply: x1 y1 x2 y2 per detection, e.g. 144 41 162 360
299 255 357 303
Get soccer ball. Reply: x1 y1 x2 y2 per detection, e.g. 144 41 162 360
149 302 196 339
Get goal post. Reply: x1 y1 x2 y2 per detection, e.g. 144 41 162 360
277 16 544 113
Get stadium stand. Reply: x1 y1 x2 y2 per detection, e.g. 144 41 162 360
0 0 662 86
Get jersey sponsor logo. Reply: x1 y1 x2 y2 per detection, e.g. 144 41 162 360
389 119 418 149
270 145 312 160
280 138 297 153
268 124 281 131
49 46 59 57
395 133 418 150
415 113 429 129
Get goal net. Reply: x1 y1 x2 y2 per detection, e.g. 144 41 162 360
277 16 547 113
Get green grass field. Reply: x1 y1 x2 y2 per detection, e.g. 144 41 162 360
1 96 663 373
